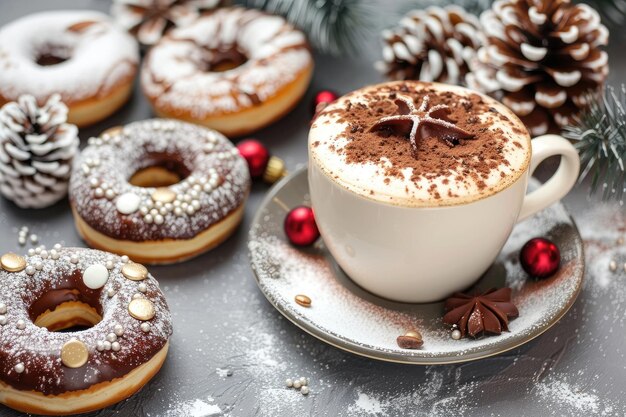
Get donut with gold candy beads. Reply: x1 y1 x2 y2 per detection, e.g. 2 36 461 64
69 119 251 264
0 246 172 415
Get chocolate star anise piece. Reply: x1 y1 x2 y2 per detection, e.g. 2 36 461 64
443 288 519 339
369 94 474 158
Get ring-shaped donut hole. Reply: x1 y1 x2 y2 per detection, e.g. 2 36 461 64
34 43 73 67
202 46 248 73
27 270 104 333
128 152 193 188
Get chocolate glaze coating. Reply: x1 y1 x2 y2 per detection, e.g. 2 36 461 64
69 119 251 241
0 247 172 395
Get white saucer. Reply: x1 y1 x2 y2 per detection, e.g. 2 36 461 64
248 167 584 364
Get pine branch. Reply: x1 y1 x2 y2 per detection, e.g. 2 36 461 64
403 0 494 16
582 0 626 28
245 0 374 55
563 85 626 202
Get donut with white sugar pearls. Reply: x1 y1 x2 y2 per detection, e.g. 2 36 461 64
0 246 172 415
69 119 251 264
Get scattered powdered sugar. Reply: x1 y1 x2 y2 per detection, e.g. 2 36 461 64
165 397 222 417
535 379 600 414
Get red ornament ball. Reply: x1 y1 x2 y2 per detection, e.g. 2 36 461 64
520 238 560 278
284 206 320 246
237 139 269 178
312 90 338 114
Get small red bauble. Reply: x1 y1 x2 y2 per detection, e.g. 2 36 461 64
237 139 269 178
284 206 320 246
312 90 338 114
520 237 560 278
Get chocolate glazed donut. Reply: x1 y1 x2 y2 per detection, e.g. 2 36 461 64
0 246 172 415
69 119 251 264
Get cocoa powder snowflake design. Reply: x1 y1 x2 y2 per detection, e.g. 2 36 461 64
369 94 475 158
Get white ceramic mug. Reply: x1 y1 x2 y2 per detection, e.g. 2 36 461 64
309 112 580 303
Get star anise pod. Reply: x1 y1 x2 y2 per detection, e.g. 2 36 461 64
369 94 474 158
443 288 519 338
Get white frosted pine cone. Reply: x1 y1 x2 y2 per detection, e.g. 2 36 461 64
376 5 487 88
479 0 609 135
0 94 79 209
111 0 223 47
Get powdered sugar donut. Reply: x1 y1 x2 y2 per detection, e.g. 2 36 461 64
0 10 139 127
69 119 251 264
0 246 172 415
141 7 314 137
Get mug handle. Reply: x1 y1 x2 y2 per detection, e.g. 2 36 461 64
517 134 580 222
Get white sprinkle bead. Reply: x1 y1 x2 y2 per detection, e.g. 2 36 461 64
105 189 116 200
144 214 153 224
70 255 79 264
106 260 115 270
107 288 116 298
112 342 121 352
121 256 129 263
286 378 293 388
132 293 143 299
0 303 6 314
14 363 24 374
0 316 6 325
103 341 112 351
40 250 48 259
27 249 35 256
34 262 43 271
154 214 164 225
96 341 105 351
106 333 117 343
25 266 35 276
83 264 109 290
140 323 151 333
116 192 142 214
138 283 147 293
451 329 462 340
293 380 302 389
50 249 60 260
53 243 62 251
301 386 310 395
299 377 308 386
609 260 617 271
29 234 38 244
16 319 25 330
114 324 125 337
95 188 104 198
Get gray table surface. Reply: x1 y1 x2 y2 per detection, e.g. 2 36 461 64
0 1 625 416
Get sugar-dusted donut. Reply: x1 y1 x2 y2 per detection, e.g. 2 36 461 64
141 7 314 137
69 119 251 264
0 246 172 415
0 10 139 127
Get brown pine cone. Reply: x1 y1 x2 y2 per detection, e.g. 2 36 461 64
111 0 224 47
376 6 489 88
0 95 79 208
480 0 609 135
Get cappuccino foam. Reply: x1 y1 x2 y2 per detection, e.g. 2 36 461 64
309 82 531 207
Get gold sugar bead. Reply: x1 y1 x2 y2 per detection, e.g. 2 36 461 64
295 294 311 307
151 187 176 204
61 339 89 368
122 262 148 281
1 253 26 272
263 156 287 184
128 298 155 321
